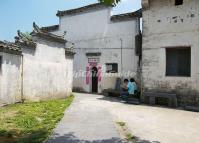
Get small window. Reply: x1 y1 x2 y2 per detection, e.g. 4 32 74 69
175 0 183 6
0 56 2 73
106 63 118 73
166 47 191 77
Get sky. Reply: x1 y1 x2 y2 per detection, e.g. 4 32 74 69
0 0 141 41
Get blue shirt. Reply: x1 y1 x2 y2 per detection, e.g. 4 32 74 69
127 82 135 95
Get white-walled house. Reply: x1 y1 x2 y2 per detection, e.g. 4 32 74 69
43 3 142 93
17 23 75 101
142 0 199 106
0 41 22 105
0 23 74 105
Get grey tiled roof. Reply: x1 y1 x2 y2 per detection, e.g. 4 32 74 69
0 41 22 54
15 30 36 48
111 9 142 22
56 3 111 17
65 48 76 55
41 25 59 32
32 22 66 43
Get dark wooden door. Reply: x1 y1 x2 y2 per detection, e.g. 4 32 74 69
92 67 98 93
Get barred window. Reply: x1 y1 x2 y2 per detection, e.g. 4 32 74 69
106 63 118 73
166 47 191 77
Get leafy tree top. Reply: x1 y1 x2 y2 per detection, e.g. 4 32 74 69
98 0 121 6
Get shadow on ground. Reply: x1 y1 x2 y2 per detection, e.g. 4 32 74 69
97 95 184 111
0 128 49 143
134 136 161 143
46 132 122 143
97 96 122 103
46 132 161 143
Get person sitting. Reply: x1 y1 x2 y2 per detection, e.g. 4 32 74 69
128 78 137 97
121 79 129 100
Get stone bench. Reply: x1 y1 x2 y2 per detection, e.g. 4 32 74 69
184 106 199 112
107 90 121 97
144 92 178 108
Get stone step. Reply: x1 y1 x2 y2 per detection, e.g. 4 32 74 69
185 106 199 112
126 98 140 105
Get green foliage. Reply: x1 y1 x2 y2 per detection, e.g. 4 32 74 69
116 121 126 127
98 0 121 6
126 133 134 141
0 96 74 143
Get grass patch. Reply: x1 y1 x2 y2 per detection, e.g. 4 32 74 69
126 133 134 141
116 121 135 142
116 121 126 127
0 96 74 143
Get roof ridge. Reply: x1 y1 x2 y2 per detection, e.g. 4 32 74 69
32 22 66 43
0 40 22 54
56 3 112 17
111 9 142 22
41 25 59 32
112 9 142 17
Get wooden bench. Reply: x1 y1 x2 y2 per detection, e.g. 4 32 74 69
144 92 178 108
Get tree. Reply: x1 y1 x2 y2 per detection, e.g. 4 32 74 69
98 0 121 6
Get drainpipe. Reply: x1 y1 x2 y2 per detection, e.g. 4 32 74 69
120 38 123 78
21 54 24 103
138 17 144 103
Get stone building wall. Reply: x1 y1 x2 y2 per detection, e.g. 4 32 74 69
22 37 73 101
52 4 141 93
142 0 199 106
0 52 22 105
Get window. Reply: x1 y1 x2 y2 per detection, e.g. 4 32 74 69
106 63 118 73
166 47 191 77
0 56 2 73
175 0 183 6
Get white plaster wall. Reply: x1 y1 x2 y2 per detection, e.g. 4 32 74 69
0 52 21 104
22 38 73 101
142 0 199 105
53 8 140 93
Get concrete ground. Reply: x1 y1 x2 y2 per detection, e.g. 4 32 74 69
46 93 122 143
47 93 199 143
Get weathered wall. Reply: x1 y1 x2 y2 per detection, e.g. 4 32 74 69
53 8 140 93
22 37 73 101
0 52 21 104
142 0 199 106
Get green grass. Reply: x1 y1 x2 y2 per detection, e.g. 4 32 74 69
0 96 74 143
126 133 134 141
116 121 135 142
116 121 126 127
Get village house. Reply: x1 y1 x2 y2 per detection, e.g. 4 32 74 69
0 23 74 105
42 3 142 93
142 0 199 107
2 1 198 108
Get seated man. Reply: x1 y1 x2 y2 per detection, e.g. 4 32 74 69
120 79 129 100
128 78 137 97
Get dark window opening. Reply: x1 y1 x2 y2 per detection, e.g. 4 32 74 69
175 0 183 6
166 47 191 77
106 63 118 73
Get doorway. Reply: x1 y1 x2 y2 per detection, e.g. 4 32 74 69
92 67 98 93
